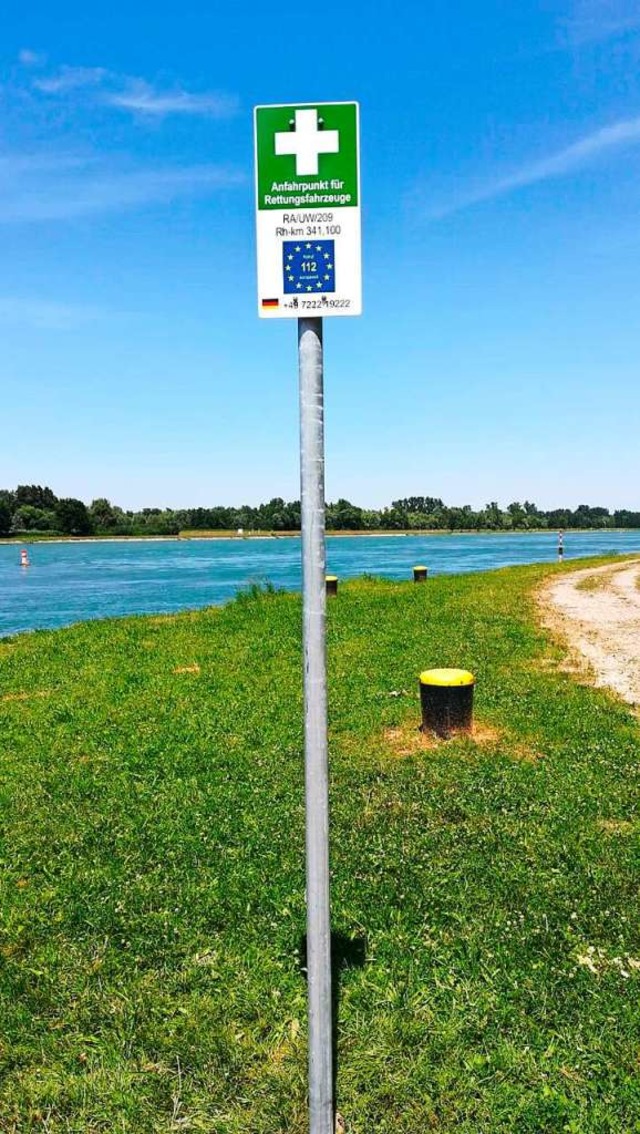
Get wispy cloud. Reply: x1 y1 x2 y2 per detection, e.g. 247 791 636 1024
0 154 90 177
0 296 104 330
427 115 640 219
34 65 108 94
0 154 246 224
106 82 239 118
565 15 640 44
18 48 46 67
562 1 640 45
26 58 238 119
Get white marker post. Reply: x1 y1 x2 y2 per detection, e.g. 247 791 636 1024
254 102 361 1134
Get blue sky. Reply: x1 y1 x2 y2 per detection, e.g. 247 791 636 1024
2 0 640 510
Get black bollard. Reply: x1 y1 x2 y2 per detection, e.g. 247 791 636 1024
413 565 428 582
419 668 475 739
326 575 338 597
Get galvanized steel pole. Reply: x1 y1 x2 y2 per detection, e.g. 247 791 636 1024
298 317 333 1134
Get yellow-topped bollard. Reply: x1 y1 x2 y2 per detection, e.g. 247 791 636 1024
326 575 338 597
419 668 475 738
413 565 428 582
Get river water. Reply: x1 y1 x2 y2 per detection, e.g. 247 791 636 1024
1 531 639 638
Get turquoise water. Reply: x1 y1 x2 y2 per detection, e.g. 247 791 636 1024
1 531 639 638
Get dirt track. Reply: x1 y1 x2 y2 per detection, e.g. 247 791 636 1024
541 559 640 706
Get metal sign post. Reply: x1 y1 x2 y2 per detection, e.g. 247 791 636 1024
254 102 361 1134
298 316 332 1132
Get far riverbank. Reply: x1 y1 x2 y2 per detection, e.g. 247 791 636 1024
1 527 638 546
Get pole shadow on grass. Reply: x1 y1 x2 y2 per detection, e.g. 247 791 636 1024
297 930 368 1107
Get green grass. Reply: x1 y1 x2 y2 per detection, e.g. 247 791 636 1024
1 559 640 1132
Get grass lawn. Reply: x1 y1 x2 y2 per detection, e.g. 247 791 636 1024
1 560 640 1132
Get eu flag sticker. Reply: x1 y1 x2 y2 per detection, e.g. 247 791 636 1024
283 240 335 294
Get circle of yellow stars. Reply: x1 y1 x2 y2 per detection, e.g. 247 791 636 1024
286 243 333 291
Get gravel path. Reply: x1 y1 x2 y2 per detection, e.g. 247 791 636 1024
541 559 640 705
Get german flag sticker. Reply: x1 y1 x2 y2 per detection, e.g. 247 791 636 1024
261 298 279 309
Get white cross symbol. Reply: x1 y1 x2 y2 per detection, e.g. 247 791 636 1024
274 108 339 176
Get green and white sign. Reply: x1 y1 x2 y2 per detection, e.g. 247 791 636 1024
254 102 361 318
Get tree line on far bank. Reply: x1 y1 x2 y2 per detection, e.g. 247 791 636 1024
1 485 639 538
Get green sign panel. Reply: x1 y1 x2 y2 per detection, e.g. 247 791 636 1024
255 103 359 211
254 101 362 318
